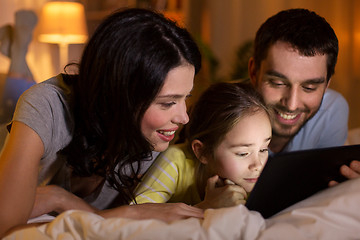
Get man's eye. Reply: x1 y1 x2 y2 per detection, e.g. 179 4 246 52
302 85 317 92
268 79 286 87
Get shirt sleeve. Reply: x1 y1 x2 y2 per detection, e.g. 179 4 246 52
133 146 185 204
317 89 349 147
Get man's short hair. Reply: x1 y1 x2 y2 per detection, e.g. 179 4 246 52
253 8 338 81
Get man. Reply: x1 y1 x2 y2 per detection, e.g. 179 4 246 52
248 8 360 179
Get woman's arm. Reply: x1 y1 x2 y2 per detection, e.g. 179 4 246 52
0 121 44 237
0 122 98 237
98 202 204 222
30 185 97 219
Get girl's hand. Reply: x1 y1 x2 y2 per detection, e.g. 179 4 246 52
195 175 247 209
30 185 96 219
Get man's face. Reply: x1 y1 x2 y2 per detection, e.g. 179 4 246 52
249 41 330 139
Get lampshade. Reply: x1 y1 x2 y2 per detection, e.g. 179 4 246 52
38 1 88 44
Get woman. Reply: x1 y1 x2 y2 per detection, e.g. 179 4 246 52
0 8 203 237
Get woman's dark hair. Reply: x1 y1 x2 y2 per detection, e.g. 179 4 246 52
60 8 201 204
183 82 270 195
253 8 338 81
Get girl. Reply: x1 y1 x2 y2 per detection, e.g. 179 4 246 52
134 82 272 209
0 8 203 237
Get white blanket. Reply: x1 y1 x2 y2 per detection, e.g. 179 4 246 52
4 178 360 240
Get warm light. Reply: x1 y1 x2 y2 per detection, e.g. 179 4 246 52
38 1 88 44
164 11 185 27
38 1 88 70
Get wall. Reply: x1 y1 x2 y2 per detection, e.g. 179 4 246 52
1 0 359 128
200 0 360 129
0 0 85 82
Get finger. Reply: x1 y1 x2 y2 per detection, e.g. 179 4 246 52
226 185 247 197
224 179 235 185
235 199 247 205
182 204 204 217
340 164 360 179
206 175 219 190
215 176 226 188
328 180 338 187
171 203 204 218
350 160 360 174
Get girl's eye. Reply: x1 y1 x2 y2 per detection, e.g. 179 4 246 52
260 148 268 153
236 152 248 157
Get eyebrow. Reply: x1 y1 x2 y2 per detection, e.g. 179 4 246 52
156 89 193 100
156 94 185 99
230 137 272 148
265 70 326 84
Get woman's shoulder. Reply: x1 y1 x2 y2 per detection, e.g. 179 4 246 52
17 74 73 115
24 74 71 97
13 74 74 157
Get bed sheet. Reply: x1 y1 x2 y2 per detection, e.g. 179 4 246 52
4 178 360 240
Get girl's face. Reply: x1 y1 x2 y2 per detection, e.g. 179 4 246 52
209 110 272 193
141 64 195 152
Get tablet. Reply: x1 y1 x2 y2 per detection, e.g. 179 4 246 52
245 144 360 218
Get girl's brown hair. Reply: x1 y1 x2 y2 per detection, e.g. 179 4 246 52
184 82 270 196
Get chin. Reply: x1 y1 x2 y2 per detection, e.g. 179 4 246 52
273 126 301 138
153 143 170 152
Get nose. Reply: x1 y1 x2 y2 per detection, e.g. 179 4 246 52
281 87 299 111
250 154 265 172
173 101 189 125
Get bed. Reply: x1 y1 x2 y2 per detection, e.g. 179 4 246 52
4 177 360 240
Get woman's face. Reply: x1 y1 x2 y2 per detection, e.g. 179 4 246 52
141 64 195 152
209 110 272 193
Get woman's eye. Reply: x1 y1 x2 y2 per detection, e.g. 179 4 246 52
160 102 176 108
260 148 268 153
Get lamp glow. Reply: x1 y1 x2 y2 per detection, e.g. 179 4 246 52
38 1 88 70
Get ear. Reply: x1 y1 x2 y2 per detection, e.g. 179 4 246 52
326 78 331 89
248 57 257 87
191 140 208 165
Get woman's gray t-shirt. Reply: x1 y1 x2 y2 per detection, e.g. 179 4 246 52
11 74 119 209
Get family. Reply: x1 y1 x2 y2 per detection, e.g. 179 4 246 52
0 7 359 238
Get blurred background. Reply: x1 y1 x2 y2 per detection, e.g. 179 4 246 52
0 0 359 129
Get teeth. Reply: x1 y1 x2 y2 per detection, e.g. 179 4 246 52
159 130 175 136
278 112 297 120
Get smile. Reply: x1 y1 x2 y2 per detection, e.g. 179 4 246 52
278 111 298 120
158 130 176 136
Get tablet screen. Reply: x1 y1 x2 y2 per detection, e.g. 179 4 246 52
245 144 360 218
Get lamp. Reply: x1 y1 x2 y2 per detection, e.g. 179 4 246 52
38 1 88 70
